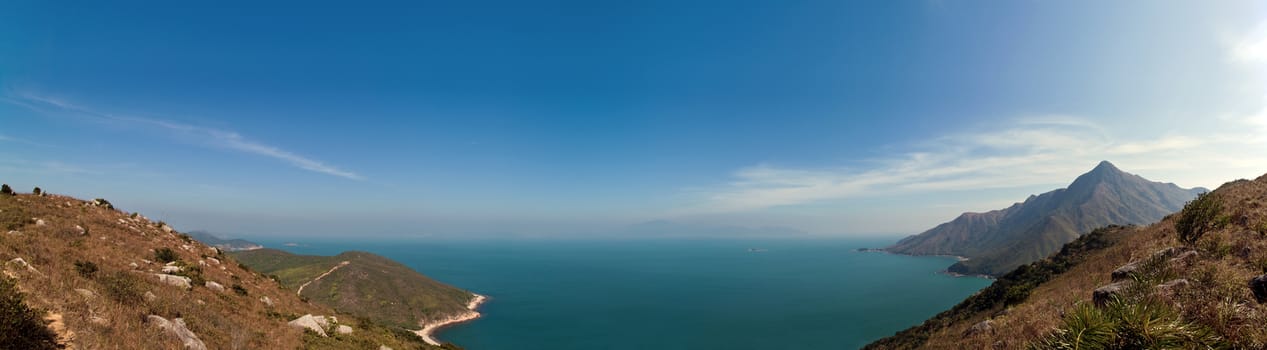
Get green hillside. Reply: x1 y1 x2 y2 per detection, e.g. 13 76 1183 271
231 248 477 329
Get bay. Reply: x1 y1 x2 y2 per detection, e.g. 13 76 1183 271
258 237 990 349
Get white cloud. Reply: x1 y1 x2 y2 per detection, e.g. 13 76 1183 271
685 116 1267 214
6 92 364 180
1230 21 1267 64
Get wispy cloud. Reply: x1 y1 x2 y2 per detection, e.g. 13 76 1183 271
6 92 364 180
685 117 1267 214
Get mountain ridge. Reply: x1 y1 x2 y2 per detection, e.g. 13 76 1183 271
887 161 1206 275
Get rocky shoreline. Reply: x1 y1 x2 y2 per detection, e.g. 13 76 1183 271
415 293 488 346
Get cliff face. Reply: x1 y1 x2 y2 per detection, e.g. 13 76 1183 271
0 188 446 349
887 161 1205 275
867 172 1267 349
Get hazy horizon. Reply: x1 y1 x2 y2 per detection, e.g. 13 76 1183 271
4 1 1267 238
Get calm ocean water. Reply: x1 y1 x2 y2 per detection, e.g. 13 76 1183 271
258 237 990 350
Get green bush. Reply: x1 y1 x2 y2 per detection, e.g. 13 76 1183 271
231 284 248 296
154 248 179 263
1176 192 1223 245
0 276 60 349
0 184 13 196
1032 298 1221 350
99 271 145 305
73 260 98 278
31 187 41 195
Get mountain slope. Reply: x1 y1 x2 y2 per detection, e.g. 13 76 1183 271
0 186 445 349
866 172 1267 349
231 248 477 329
887 161 1205 275
186 230 264 252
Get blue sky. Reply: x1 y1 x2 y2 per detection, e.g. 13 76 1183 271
3 1 1267 238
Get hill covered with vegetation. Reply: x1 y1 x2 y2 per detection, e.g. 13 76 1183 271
231 248 478 329
867 172 1267 349
0 184 454 349
887 161 1205 276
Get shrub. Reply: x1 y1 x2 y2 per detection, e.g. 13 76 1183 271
154 248 179 263
0 184 13 196
1032 298 1222 349
0 276 61 349
232 284 248 296
0 199 28 231
1176 192 1224 245
99 271 145 306
73 260 99 278
31 187 41 195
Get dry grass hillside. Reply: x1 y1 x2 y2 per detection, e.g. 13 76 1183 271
0 187 448 349
867 173 1267 349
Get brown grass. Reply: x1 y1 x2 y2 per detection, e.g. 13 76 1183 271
885 174 1267 349
0 191 445 349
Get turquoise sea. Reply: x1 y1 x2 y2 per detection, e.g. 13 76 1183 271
260 238 991 349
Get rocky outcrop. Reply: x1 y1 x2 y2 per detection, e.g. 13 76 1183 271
1093 281 1131 306
1110 263 1138 282
288 314 328 337
155 274 192 289
1251 274 1267 304
147 315 207 350
964 320 993 336
205 281 225 293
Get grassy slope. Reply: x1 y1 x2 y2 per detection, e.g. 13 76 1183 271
0 190 439 349
231 248 476 329
866 173 1267 349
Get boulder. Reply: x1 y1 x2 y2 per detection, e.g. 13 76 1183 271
156 274 192 289
1156 279 1190 296
147 315 207 350
74 288 97 299
965 320 993 336
205 281 225 293
92 198 114 209
288 314 328 337
1110 263 1138 282
1093 281 1132 306
260 296 274 307
1153 247 1182 259
161 265 182 273
35 218 46 226
1169 250 1200 265
379 346 394 350
1251 274 1267 304
336 325 353 335
206 258 221 265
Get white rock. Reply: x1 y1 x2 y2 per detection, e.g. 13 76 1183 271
144 291 158 302
147 315 207 350
204 281 225 292
129 262 140 269
163 225 174 233
90 316 109 326
35 218 46 226
379 346 393 350
198 260 207 267
336 325 353 334
74 288 97 299
206 258 220 265
155 274 192 289
161 265 182 273
260 296 274 307
75 225 85 234
288 314 328 337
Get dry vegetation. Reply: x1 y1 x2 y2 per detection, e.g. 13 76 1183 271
868 173 1267 349
0 187 444 349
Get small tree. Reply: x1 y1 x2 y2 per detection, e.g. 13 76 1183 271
0 277 61 349
31 187 41 195
1176 192 1223 245
0 184 13 196
154 248 180 263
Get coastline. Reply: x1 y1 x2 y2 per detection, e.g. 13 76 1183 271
415 293 488 346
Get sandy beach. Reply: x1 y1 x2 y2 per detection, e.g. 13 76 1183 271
416 293 488 346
